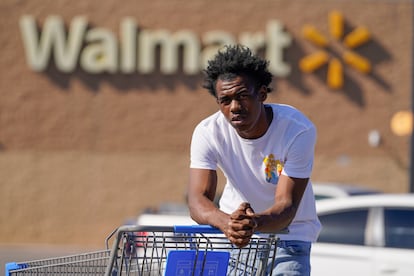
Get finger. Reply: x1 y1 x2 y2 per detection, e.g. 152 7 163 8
245 206 255 216
228 222 254 235
230 211 244 220
230 203 253 221
228 235 251 248
237 202 251 212
228 221 255 238
251 217 258 229
226 223 249 241
230 215 256 232
230 209 250 220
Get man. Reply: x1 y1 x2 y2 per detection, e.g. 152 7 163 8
187 45 321 275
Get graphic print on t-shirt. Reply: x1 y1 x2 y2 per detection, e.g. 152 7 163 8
263 154 284 184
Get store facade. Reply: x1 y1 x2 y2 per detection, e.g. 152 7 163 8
0 0 412 245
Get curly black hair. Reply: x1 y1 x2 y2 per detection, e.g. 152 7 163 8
202 45 273 97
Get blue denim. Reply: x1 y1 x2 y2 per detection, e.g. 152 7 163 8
268 240 311 276
224 239 311 275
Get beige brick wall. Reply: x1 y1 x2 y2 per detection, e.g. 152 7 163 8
0 0 412 246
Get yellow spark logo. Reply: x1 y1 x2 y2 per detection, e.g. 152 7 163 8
299 11 372 89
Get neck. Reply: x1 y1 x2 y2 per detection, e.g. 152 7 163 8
265 105 273 126
238 105 273 139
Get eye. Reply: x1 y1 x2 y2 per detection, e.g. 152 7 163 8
236 92 252 101
218 97 231 105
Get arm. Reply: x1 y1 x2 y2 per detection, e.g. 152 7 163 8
252 125 316 232
253 175 308 233
187 168 256 247
187 168 229 231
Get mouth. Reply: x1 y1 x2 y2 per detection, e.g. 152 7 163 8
231 114 247 124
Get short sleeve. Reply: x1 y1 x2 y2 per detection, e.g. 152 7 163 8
190 123 218 170
281 125 316 179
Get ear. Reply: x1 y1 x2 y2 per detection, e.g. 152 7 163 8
258 86 268 102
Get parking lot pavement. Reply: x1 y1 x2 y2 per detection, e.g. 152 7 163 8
1 244 100 276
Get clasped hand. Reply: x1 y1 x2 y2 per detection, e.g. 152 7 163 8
226 202 258 248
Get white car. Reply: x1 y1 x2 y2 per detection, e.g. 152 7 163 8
312 194 414 276
312 182 381 200
136 192 414 276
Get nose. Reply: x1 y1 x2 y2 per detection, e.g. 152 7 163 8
230 99 242 113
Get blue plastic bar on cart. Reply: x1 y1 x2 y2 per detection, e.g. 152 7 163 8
174 225 222 234
5 262 27 276
174 224 288 235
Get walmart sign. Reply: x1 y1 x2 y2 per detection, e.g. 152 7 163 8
19 15 292 77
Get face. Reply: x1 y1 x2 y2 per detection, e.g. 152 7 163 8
215 75 268 139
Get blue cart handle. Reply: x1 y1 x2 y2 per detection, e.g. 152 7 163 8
174 224 288 235
174 225 223 234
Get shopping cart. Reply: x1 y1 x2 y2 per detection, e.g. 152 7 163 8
5 250 111 275
6 224 283 275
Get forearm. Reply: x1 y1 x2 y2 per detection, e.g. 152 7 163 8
253 176 308 233
255 201 297 233
188 194 230 232
187 168 231 231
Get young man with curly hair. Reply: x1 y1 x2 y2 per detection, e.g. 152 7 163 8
187 45 321 275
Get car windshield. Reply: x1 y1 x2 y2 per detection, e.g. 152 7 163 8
384 208 414 249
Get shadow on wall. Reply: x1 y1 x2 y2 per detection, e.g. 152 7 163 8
43 60 204 93
41 17 392 108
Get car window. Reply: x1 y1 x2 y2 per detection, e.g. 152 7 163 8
317 209 368 245
384 208 414 249
314 195 334 200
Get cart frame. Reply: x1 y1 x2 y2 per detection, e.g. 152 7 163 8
6 225 284 276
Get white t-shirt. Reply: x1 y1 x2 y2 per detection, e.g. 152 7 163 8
190 103 321 242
